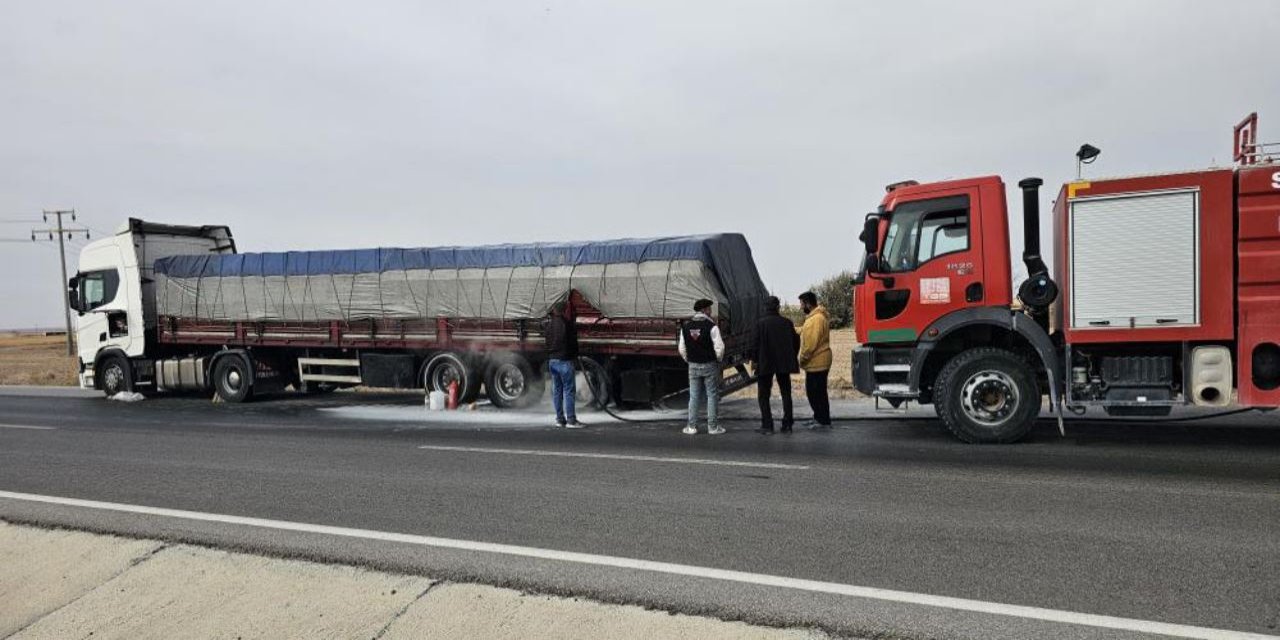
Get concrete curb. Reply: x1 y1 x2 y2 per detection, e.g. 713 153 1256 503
0 522 831 640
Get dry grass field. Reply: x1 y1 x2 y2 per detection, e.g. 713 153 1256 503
0 333 78 386
825 327 858 398
732 327 858 399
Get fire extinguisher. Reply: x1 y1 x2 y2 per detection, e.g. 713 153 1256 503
446 379 460 410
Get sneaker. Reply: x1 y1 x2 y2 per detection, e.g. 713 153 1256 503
682 426 698 435
556 420 567 428
566 419 584 429
708 426 726 435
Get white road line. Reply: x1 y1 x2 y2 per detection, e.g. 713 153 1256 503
416 445 809 470
0 491 1271 640
0 424 57 431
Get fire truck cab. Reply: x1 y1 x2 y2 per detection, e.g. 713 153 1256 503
852 113 1280 442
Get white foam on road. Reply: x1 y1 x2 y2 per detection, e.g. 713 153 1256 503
0 424 57 431
417 445 809 470
321 399 761 428
320 404 695 427
323 404 602 427
0 490 1272 640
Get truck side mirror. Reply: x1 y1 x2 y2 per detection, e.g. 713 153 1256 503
67 276 82 313
864 254 881 273
860 215 880 269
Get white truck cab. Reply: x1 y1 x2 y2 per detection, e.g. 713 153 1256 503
69 219 234 393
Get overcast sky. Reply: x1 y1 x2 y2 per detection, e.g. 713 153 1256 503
2 1 1277 328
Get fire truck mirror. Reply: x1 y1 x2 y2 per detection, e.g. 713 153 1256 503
865 254 881 274
860 215 880 266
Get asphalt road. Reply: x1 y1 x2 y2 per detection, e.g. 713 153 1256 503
1 387 1278 639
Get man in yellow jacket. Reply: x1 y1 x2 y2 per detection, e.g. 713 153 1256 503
797 291 832 428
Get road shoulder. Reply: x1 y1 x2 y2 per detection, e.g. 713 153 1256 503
0 521 829 640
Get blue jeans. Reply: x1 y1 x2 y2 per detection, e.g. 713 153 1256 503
687 361 720 429
549 359 576 423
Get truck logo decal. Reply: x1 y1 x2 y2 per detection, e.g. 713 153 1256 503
1272 171 1280 189
920 277 951 304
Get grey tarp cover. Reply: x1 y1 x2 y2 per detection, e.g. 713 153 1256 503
153 234 768 334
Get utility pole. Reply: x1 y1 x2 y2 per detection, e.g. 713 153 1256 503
31 210 90 356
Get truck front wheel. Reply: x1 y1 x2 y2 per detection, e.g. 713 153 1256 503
99 355 133 397
935 348 1039 443
213 355 254 403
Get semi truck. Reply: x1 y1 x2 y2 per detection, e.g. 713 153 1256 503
69 224 768 407
853 112 1280 442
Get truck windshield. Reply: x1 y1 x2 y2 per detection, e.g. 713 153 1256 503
879 195 969 272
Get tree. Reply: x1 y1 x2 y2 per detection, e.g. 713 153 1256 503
808 270 856 329
779 304 805 326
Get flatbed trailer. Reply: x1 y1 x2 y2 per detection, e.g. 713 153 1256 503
71 220 767 407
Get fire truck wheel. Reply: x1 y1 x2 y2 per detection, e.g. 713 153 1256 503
99 355 133 397
213 354 254 403
485 353 543 409
424 352 481 404
935 348 1039 444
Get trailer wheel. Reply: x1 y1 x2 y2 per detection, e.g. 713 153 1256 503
424 352 480 404
99 355 133 397
575 357 611 410
935 348 1039 444
213 354 254 403
485 353 544 409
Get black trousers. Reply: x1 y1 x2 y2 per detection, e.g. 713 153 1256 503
805 369 830 425
757 370 793 429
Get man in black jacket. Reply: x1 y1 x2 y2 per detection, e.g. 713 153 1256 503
545 301 582 428
754 296 800 433
679 299 725 435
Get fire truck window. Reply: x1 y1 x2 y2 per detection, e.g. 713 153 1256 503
80 270 120 311
918 214 969 263
881 195 970 272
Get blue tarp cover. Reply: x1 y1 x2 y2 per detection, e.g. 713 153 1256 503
153 233 767 331
154 235 738 278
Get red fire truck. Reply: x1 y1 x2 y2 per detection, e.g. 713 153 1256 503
853 113 1280 442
